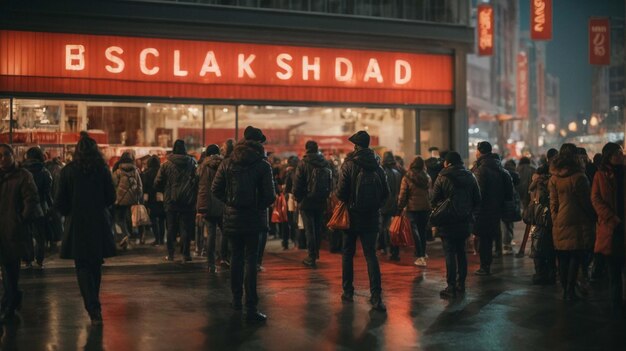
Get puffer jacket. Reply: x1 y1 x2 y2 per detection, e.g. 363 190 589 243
112 162 143 206
592 165 626 256
472 153 507 232
527 164 551 225
22 159 53 213
549 157 595 251
293 152 331 210
196 154 225 218
336 148 390 232
398 170 431 212
430 165 481 238
154 154 197 212
380 164 402 215
212 140 276 234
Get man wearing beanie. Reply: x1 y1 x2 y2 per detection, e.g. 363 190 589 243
471 141 511 276
294 140 332 268
336 131 390 312
196 144 226 272
155 139 198 263
212 126 275 322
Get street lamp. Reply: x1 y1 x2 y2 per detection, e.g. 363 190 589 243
590 115 599 127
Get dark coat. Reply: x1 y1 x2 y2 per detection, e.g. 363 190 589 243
45 158 64 199
154 154 197 212
22 159 53 213
430 165 481 238
425 157 443 184
472 153 506 234
381 164 402 215
112 162 143 206
140 165 164 216
0 165 41 264
336 148 390 233
592 165 626 256
398 170 431 212
212 140 276 234
517 163 536 208
55 162 117 262
293 152 331 211
196 154 225 218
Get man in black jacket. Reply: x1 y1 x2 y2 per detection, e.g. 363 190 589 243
212 126 276 322
336 131 390 312
380 151 402 261
294 141 331 268
431 151 481 298
155 140 198 263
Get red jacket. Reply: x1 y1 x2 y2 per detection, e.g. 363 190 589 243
591 166 626 256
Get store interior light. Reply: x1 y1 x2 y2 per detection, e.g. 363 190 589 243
582 119 587 125
568 122 578 132
589 115 599 127
546 123 556 133
222 108 229 113
560 129 567 137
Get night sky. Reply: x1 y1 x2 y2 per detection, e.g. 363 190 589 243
519 0 625 123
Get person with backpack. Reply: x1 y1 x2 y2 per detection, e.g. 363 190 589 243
211 126 276 322
431 152 481 298
155 140 198 263
112 152 143 249
379 151 402 261
336 131 390 312
196 144 226 273
294 141 332 268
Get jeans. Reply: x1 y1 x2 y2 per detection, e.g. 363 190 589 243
607 255 624 312
205 217 225 266
302 210 323 260
230 231 260 311
407 211 430 258
166 211 195 259
477 220 501 269
75 260 102 315
150 213 166 245
0 260 21 313
441 236 467 288
342 230 382 298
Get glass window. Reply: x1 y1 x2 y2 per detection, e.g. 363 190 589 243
0 99 10 143
203 105 237 151
418 109 450 158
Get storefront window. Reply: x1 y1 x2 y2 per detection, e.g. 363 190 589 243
418 109 450 158
0 99 10 142
203 105 237 150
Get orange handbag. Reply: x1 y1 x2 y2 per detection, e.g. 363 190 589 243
327 201 350 230
271 194 288 223
389 214 415 247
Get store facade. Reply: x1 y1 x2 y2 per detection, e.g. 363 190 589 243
0 0 473 163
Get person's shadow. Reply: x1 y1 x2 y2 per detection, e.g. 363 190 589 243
84 325 104 351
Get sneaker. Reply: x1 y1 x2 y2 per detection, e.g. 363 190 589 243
220 259 231 268
502 246 514 255
414 257 427 267
370 297 387 312
302 257 317 268
245 310 267 322
257 265 265 272
474 268 491 276
440 287 457 299
164 255 174 262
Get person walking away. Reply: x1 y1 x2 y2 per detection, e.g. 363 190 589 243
22 147 53 268
54 136 117 325
112 152 143 249
500 159 521 256
294 141 332 268
398 156 432 267
549 143 595 301
378 152 402 261
517 157 536 211
283 156 299 250
141 156 166 246
0 144 41 321
591 142 625 316
44 156 64 252
155 140 198 263
425 147 443 184
196 144 226 273
394 155 407 178
336 131 390 312
212 126 275 322
431 152 481 298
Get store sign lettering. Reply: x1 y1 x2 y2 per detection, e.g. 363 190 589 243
477 4 494 56
589 18 610 65
531 0 552 40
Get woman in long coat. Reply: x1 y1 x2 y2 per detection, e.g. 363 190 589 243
55 135 116 325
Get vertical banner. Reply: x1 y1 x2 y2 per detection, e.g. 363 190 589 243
589 18 611 65
477 4 494 56
531 0 553 40
516 52 529 118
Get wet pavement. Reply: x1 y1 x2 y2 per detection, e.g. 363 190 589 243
5 228 626 351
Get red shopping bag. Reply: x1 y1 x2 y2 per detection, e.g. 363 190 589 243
271 194 288 223
389 214 415 247
327 201 350 230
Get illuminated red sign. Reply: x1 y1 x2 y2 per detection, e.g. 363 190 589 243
477 4 494 56
516 52 529 118
589 18 611 65
531 0 552 40
0 30 454 105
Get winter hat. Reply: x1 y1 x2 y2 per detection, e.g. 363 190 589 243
348 131 370 148
243 126 267 143
305 140 318 153
445 151 463 166
205 144 220 157
382 151 396 165
477 141 492 154
173 139 187 155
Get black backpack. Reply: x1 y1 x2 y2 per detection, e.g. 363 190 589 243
307 166 332 201
171 163 198 207
351 167 384 211
225 162 258 209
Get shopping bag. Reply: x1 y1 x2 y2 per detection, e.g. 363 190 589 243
389 214 415 247
327 201 350 230
131 204 151 227
271 194 288 223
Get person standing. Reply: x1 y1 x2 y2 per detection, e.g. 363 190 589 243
196 144 226 273
112 152 143 248
398 156 432 267
431 152 481 298
212 126 276 322
336 131 390 312
44 156 64 251
155 140 198 263
591 142 625 316
0 144 40 322
55 136 117 325
294 141 332 268
500 159 521 256
141 156 166 246
379 152 402 261
516 157 536 211
549 143 595 301
283 156 299 250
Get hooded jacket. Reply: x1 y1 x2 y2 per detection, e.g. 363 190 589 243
196 154 225 218
141 163 164 216
293 152 331 211
430 164 481 237
22 159 53 213
591 164 626 256
517 163 536 207
380 155 402 215
154 154 197 212
398 169 431 212
112 162 143 206
548 156 595 250
212 140 276 234
336 148 390 232
472 153 507 232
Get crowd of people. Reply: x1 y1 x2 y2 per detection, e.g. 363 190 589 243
0 127 624 325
